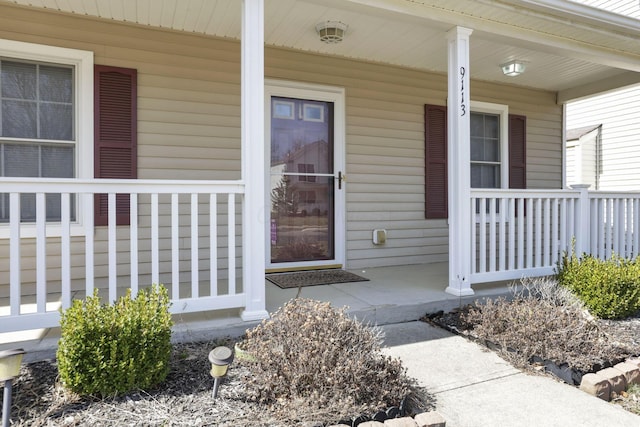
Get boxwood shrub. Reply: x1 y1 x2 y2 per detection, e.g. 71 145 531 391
556 252 640 319
57 284 173 396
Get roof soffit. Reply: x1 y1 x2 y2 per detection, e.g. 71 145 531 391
2 0 640 98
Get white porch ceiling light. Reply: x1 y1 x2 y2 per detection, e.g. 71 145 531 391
316 21 348 44
500 60 526 77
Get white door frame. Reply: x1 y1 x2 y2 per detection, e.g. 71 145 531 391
264 79 346 271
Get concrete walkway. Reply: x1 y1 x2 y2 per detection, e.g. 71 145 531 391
381 321 640 427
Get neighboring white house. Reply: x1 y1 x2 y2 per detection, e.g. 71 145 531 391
565 124 601 190
566 85 640 191
565 1 640 191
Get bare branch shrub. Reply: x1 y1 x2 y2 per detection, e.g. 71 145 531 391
462 277 633 371
239 298 427 423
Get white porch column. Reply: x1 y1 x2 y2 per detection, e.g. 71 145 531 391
240 0 269 321
446 26 475 297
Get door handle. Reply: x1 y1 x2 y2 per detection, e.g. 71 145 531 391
338 171 344 190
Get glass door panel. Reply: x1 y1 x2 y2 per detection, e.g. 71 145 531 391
269 96 335 265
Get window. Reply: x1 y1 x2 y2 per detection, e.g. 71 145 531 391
0 39 93 235
302 103 324 122
273 100 294 119
298 163 316 182
470 102 509 189
298 190 316 204
424 102 526 219
471 112 500 188
1 60 75 221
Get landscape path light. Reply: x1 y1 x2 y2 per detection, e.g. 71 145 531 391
0 348 25 427
208 346 234 399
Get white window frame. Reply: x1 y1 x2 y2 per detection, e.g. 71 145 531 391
272 99 295 120
0 39 93 238
301 103 324 122
470 101 509 189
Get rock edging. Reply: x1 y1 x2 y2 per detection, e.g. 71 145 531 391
580 357 640 401
328 410 446 427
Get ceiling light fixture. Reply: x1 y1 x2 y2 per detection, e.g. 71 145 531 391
500 60 526 77
316 21 348 44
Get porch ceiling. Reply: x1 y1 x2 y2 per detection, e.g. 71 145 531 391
6 0 640 100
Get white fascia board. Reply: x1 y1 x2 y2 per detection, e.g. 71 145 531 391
508 0 640 32
558 71 640 103
338 0 640 71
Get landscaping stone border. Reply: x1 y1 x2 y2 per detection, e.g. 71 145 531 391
580 358 640 401
328 410 446 427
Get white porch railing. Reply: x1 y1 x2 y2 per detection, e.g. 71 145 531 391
1 178 246 333
470 186 640 284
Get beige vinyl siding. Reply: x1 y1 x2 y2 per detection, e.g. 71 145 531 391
0 5 242 298
0 3 563 281
567 86 640 191
265 49 562 268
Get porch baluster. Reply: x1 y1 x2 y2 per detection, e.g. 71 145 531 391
191 193 199 298
210 194 218 296
151 193 159 285
108 193 117 303
130 193 139 297
508 197 516 270
61 193 71 310
499 197 506 271
517 198 525 269
36 193 46 313
227 193 236 295
9 193 20 316
171 193 180 300
489 198 496 272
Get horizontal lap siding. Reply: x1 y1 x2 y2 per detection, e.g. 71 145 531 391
269 54 449 269
0 4 562 277
0 5 241 295
267 49 561 268
567 87 640 191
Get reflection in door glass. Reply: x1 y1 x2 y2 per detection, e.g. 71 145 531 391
270 97 334 263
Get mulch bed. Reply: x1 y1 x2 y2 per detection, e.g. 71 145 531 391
2 338 429 427
3 339 274 427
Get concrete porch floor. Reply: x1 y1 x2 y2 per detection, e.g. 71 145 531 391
266 262 512 324
1 262 514 362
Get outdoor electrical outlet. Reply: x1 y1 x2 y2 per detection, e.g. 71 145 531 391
373 229 386 245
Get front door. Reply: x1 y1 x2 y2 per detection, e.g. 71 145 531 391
266 83 345 271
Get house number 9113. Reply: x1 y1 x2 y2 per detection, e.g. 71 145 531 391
460 66 466 117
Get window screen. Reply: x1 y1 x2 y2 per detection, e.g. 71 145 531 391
0 59 75 222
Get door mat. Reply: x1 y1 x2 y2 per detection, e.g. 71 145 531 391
266 270 369 289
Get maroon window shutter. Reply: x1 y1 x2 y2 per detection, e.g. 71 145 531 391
94 65 137 226
508 114 526 189
425 104 448 219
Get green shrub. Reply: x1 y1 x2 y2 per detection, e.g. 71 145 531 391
57 284 173 396
556 252 640 319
